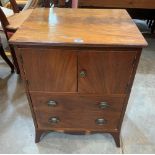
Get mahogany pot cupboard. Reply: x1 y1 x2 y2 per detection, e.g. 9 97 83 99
10 8 147 147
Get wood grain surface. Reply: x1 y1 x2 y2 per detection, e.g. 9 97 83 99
20 47 77 92
30 93 125 112
7 9 33 30
31 93 123 131
78 50 137 94
10 8 147 47
10 8 147 146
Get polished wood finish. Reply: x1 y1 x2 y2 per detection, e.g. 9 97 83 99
76 0 155 31
19 48 77 92
7 9 33 31
0 6 30 30
10 8 147 147
30 93 125 112
31 93 124 132
10 8 147 47
78 0 155 9
0 5 32 32
78 51 137 94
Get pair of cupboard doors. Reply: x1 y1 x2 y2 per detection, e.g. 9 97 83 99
19 47 138 95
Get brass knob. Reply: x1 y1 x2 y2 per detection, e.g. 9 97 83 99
49 117 60 124
95 118 107 125
80 70 87 78
99 102 109 109
47 100 57 107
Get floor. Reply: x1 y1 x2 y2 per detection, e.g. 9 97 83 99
0 20 155 153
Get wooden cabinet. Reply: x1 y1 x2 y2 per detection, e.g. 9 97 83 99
16 46 141 147
10 8 147 147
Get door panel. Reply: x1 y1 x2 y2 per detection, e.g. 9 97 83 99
20 48 77 92
78 51 136 94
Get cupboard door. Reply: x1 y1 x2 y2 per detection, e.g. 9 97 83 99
20 48 77 92
78 51 137 94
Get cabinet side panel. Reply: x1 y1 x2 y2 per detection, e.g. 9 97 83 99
118 50 142 130
14 46 38 128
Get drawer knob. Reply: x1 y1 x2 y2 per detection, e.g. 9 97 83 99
49 117 60 124
99 102 109 109
47 100 57 107
95 118 107 125
80 70 87 78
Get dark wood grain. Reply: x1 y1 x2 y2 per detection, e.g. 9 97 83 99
20 47 77 92
34 108 121 131
78 50 137 94
31 93 124 132
14 46 39 129
118 50 142 130
30 93 125 112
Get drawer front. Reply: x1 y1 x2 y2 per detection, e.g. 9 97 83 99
30 93 125 131
35 110 121 131
31 94 125 112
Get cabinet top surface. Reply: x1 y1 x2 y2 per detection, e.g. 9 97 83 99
10 8 147 47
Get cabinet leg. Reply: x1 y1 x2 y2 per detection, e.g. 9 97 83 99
35 130 44 143
111 132 120 147
10 45 20 74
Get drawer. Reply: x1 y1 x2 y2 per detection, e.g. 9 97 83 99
30 93 125 113
30 93 125 131
35 110 121 131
